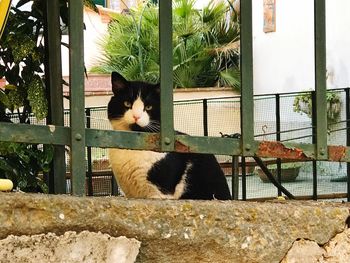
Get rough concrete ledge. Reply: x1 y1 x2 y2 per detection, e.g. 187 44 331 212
0 193 349 263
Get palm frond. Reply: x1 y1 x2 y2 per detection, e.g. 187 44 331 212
202 0 227 24
91 0 241 88
218 66 241 90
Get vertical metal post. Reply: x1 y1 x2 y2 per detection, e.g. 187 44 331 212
44 0 66 194
69 0 86 196
111 176 119 196
311 91 318 200
159 0 174 152
241 156 246 200
314 0 328 160
86 108 93 196
312 160 318 200
275 94 282 196
231 156 239 200
203 99 208 136
346 88 350 202
240 0 255 156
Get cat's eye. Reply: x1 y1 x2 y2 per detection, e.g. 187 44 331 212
145 105 152 111
124 101 132 108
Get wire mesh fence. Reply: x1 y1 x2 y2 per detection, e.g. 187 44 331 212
10 88 350 200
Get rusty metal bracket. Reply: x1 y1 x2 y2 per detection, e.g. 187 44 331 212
253 156 295 199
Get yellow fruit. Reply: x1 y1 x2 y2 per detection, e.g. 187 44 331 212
0 179 13 191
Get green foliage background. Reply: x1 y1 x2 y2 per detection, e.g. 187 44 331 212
92 0 241 89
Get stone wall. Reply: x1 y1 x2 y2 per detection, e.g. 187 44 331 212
0 193 349 262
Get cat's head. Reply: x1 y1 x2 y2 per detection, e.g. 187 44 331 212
107 72 160 132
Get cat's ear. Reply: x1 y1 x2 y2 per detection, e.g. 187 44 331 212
111 72 128 94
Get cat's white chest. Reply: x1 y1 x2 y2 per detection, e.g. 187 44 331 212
108 148 167 198
109 148 165 171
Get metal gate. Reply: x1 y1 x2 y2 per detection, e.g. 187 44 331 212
0 0 348 199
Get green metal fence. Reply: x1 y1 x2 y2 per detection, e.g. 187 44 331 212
9 86 349 200
1 0 349 199
79 88 349 200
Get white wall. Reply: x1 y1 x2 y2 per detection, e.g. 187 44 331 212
61 8 108 77
325 0 350 89
253 0 350 95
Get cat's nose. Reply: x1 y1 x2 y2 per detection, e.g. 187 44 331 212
133 115 141 121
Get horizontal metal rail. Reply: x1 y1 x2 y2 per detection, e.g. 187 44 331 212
1 122 349 162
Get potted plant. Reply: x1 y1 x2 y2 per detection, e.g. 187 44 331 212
255 162 302 183
293 91 341 124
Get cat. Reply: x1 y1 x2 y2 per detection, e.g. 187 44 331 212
108 71 232 200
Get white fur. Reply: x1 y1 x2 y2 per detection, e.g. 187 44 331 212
173 162 191 199
123 97 150 128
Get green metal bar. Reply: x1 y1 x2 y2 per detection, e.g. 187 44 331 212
1 123 349 162
86 129 241 155
45 0 66 194
240 0 255 156
314 0 328 159
159 0 174 152
231 156 239 200
86 129 160 150
0 123 70 145
175 135 241 155
69 0 86 196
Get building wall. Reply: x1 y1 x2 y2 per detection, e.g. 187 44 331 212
61 7 109 77
253 0 350 94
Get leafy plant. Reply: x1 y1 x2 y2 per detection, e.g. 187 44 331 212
91 0 240 89
0 142 53 192
0 0 97 192
293 91 342 124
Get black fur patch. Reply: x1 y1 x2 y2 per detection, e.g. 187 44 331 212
147 152 231 200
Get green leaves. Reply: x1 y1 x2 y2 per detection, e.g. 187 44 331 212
173 0 196 19
27 77 48 120
95 0 240 89
219 67 241 90
0 142 54 193
293 91 342 124
12 37 37 63
0 0 98 193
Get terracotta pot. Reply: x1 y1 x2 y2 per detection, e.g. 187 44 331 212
255 167 300 183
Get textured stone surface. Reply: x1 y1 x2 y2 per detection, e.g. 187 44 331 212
281 239 324 263
0 193 349 263
322 228 350 262
282 228 350 263
0 231 140 263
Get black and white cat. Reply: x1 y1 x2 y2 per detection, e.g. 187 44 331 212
108 72 231 200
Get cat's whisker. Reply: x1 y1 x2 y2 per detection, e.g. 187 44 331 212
149 122 161 130
148 121 160 129
144 125 159 133
149 120 160 125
